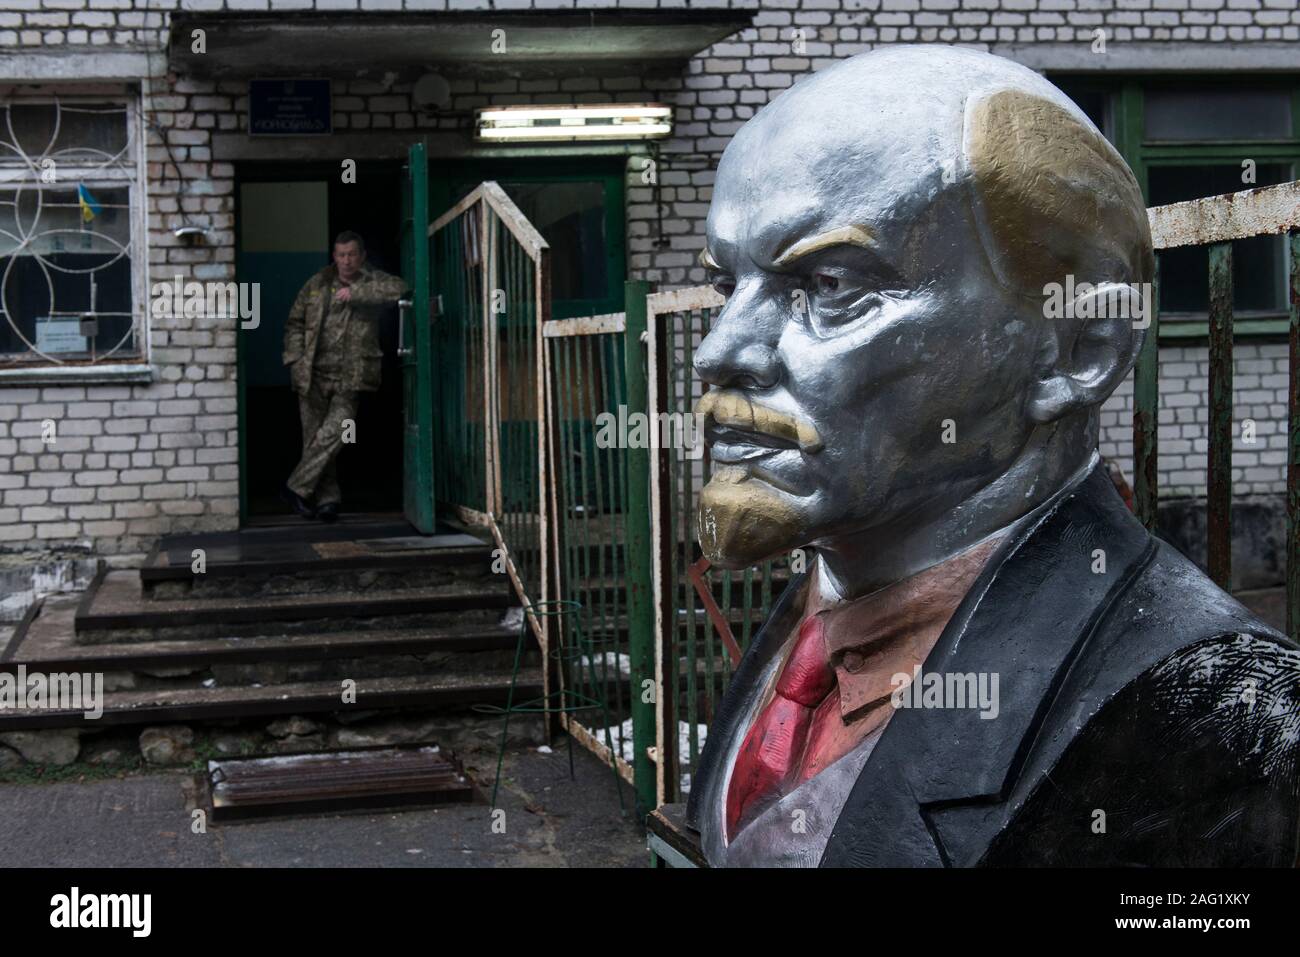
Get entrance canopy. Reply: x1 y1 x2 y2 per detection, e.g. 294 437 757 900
168 10 755 81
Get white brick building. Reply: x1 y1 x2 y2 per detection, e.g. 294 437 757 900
1 0 1298 594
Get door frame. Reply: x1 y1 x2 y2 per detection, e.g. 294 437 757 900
401 143 436 532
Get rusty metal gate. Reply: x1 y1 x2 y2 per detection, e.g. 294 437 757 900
643 286 799 807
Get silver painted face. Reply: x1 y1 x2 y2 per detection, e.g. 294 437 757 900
694 47 1149 580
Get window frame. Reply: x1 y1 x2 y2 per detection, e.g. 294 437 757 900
0 88 151 381
1050 73 1300 343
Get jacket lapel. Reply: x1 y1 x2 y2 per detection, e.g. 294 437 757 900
820 463 1155 866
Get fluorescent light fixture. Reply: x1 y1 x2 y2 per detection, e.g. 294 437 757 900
477 103 673 142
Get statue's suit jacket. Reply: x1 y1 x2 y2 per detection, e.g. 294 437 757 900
686 463 1300 866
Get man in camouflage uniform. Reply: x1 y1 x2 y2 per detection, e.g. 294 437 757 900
281 231 409 521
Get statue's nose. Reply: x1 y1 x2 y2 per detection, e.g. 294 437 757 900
693 296 781 392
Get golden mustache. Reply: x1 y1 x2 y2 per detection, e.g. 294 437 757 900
695 390 823 453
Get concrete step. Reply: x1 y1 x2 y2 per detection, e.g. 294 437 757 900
75 570 516 644
10 594 527 674
0 668 545 732
142 535 497 601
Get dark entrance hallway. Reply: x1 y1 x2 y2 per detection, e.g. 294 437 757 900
235 160 405 522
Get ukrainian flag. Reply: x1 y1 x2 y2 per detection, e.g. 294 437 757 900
77 184 102 223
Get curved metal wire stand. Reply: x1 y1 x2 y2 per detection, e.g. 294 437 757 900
473 599 628 814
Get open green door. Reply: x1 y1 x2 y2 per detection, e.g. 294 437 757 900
400 143 435 532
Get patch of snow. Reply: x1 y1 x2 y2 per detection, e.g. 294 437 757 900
578 651 633 678
584 718 709 794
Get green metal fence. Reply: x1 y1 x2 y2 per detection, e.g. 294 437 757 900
1137 180 1300 640
430 194 488 515
542 308 640 790
428 181 550 651
489 193 547 614
644 287 797 807
534 284 795 813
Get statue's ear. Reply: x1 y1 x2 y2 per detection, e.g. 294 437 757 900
1026 282 1147 424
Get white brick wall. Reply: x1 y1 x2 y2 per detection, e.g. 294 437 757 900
0 377 239 559
1 0 1295 561
1098 343 1290 498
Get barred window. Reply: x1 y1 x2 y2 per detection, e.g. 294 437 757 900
1053 75 1300 341
0 93 145 368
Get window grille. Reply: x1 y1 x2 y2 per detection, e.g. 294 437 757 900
0 94 145 367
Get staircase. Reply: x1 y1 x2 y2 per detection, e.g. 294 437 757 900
0 519 541 741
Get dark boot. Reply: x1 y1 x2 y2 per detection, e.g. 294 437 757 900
316 502 340 523
280 484 317 520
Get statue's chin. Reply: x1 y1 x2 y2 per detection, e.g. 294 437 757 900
697 475 806 569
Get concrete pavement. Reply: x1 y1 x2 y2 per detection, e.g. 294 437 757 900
0 735 646 868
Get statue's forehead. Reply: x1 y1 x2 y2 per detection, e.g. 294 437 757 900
707 86 965 265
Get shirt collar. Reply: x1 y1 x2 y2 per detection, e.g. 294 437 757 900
811 532 1007 722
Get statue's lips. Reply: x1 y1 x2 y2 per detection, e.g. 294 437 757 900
695 390 823 466
706 423 798 464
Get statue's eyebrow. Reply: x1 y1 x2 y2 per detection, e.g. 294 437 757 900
770 225 876 268
699 247 721 271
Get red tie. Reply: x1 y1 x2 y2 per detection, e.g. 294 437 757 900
725 613 834 838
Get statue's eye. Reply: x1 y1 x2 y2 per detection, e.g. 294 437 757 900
710 274 736 298
813 272 840 295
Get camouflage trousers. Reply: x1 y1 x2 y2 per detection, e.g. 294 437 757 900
287 372 358 507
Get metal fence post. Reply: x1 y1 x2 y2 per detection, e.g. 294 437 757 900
1134 258 1160 530
623 279 655 818
1207 242 1234 591
1288 230 1300 642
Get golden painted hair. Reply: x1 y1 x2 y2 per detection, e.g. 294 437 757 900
963 87 1155 299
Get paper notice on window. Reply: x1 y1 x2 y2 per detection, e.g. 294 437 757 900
35 318 88 354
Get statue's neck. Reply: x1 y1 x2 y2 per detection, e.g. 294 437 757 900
815 439 1098 603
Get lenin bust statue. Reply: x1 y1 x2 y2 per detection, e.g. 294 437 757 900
683 45 1300 867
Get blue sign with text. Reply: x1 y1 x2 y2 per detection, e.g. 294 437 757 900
248 79 332 136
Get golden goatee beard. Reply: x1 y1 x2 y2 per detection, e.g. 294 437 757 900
697 468 809 569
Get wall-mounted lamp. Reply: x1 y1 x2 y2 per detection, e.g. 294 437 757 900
173 225 207 243
476 103 672 142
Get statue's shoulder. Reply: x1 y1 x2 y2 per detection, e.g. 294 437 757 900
1108 539 1298 775
1000 629 1299 866
986 537 1300 865
1062 530 1296 760
1089 535 1292 671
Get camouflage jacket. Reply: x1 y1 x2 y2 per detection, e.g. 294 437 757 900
283 264 409 393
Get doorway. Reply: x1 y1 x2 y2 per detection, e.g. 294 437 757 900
235 160 406 523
